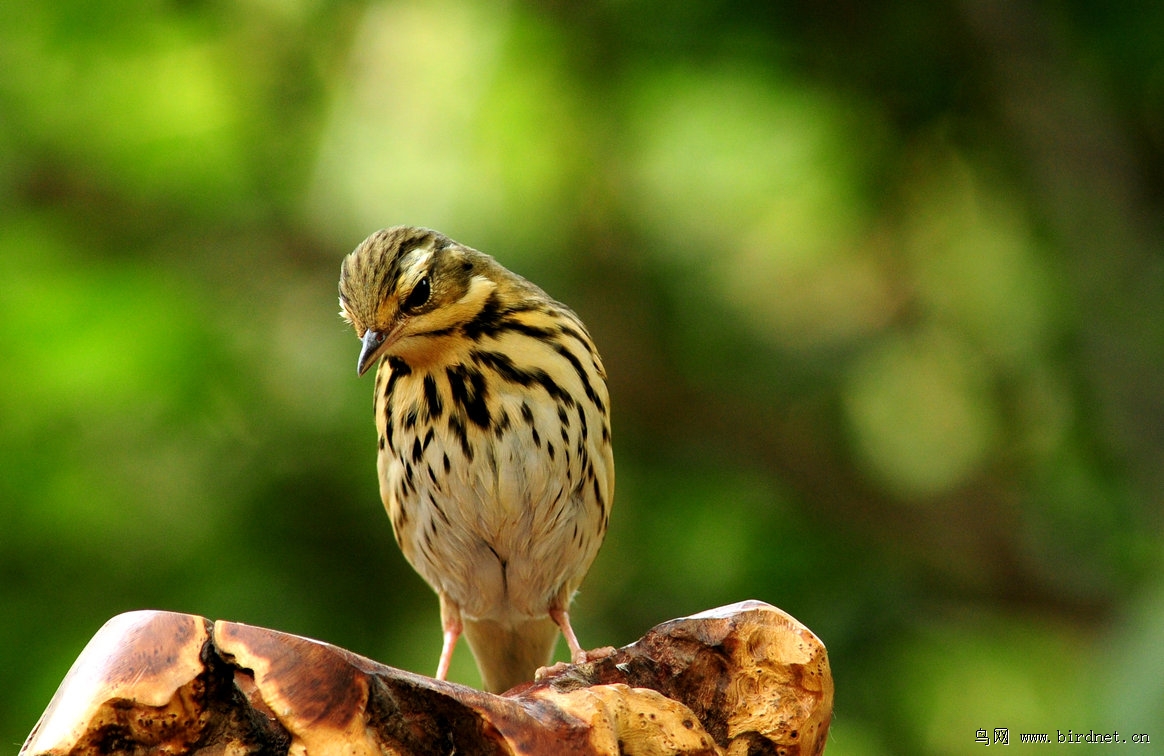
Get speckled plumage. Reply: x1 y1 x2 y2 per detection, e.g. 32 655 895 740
340 227 613 692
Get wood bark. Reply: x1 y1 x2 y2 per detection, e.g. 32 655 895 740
22 600 832 756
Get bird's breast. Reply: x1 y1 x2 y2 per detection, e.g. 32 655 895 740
372 347 611 620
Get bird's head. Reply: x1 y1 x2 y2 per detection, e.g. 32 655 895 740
339 226 498 375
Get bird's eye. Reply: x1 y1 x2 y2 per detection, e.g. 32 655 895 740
402 276 431 312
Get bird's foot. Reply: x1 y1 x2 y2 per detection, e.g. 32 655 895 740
573 645 615 664
534 645 616 682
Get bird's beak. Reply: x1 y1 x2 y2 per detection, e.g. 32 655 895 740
357 329 387 376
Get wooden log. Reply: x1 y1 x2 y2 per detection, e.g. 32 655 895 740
22 600 832 756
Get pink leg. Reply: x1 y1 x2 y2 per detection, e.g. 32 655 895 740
436 595 462 681
535 605 616 683
549 606 586 664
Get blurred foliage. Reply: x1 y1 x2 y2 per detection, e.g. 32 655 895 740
3 1 1163 753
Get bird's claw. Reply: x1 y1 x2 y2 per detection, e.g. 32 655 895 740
535 645 617 682
534 661 571 682
573 645 615 664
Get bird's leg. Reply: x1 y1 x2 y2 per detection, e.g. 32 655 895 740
436 594 463 681
535 605 616 683
551 605 616 664
549 605 586 663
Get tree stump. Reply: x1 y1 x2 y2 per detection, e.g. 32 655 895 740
21 600 832 755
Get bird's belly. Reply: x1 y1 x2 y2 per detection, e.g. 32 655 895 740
380 392 602 623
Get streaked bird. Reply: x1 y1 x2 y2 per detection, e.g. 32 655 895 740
339 226 613 692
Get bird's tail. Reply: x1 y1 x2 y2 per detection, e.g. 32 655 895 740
462 615 559 693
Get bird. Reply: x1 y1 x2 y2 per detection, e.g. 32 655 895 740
338 226 614 693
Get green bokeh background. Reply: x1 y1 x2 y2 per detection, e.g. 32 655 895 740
3 2 1163 753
